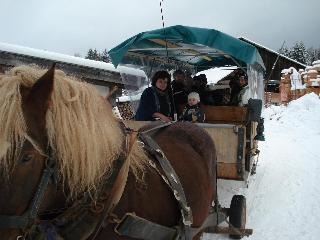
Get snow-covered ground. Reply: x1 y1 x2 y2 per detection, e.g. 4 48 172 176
204 93 320 240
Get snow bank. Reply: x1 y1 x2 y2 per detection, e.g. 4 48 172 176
204 93 320 240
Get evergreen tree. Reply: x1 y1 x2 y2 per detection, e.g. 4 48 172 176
290 41 307 64
278 45 291 58
86 48 102 61
101 49 110 63
86 48 95 60
307 47 320 65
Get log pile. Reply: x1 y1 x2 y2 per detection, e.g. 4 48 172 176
301 60 320 96
116 102 135 120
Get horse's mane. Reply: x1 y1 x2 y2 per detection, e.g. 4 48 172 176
0 65 148 197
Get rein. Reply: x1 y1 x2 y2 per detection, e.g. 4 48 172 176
0 146 56 236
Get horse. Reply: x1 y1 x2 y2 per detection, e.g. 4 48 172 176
0 65 217 240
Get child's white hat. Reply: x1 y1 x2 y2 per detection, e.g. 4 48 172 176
188 92 200 102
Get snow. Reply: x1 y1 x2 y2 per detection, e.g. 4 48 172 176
239 37 306 68
0 41 146 78
281 67 305 90
197 67 237 85
312 60 320 65
203 93 320 240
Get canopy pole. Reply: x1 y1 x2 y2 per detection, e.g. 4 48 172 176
229 56 247 74
159 0 169 62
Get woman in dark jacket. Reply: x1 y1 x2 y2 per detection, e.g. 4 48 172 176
135 71 174 122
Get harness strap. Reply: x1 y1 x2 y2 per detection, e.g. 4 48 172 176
90 131 137 239
115 213 177 240
139 131 193 226
0 216 29 229
0 149 56 230
57 130 137 240
114 208 228 240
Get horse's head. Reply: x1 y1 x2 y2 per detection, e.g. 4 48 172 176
0 64 131 239
0 65 56 239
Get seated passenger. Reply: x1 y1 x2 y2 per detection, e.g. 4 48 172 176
229 75 249 106
191 74 215 105
180 92 205 123
238 76 250 106
135 71 174 122
171 69 188 116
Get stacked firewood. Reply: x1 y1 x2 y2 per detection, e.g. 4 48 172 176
280 70 293 104
116 102 135 120
301 60 320 95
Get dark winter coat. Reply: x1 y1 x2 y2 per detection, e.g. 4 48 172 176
172 80 188 115
135 86 173 121
180 103 205 123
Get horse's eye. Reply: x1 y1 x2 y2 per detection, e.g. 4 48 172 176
20 154 33 163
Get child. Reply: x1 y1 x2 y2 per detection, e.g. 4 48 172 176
180 92 205 123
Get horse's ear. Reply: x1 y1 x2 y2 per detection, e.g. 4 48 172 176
22 64 55 143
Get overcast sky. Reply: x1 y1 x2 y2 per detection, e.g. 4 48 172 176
1 0 319 57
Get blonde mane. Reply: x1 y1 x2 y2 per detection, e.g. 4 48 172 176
0 65 148 197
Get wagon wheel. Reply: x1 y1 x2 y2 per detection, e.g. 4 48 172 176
229 195 246 239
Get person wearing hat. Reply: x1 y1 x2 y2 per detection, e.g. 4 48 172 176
180 92 205 123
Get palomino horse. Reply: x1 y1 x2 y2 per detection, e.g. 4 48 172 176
0 65 217 239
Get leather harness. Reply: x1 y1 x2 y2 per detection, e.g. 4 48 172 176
0 147 56 231
0 122 210 240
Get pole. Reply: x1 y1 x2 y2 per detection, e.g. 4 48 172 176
266 41 286 82
265 41 286 105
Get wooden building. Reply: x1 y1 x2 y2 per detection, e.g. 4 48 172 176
239 37 306 80
0 42 146 99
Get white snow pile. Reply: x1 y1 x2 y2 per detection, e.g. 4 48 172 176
204 93 320 240
282 67 305 90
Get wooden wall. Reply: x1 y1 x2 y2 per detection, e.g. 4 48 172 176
239 38 306 80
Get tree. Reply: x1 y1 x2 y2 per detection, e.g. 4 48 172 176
86 48 95 60
289 41 307 64
278 42 320 65
101 49 110 63
278 45 291 58
307 47 320 65
85 48 101 61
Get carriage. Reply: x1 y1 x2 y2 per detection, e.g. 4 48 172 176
0 25 265 240
107 25 266 238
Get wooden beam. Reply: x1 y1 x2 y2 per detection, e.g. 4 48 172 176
148 38 212 61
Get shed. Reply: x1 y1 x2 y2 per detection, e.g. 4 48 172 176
239 37 306 80
0 42 146 99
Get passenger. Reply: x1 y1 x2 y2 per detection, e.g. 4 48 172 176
180 92 205 123
191 74 215 105
238 75 250 106
172 69 188 117
229 75 249 106
135 70 174 122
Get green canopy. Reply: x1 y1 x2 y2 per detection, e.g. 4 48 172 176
109 25 265 72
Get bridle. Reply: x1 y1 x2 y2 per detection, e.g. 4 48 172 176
0 124 136 240
0 146 57 239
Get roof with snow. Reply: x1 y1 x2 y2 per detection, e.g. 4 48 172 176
0 42 146 87
239 37 306 80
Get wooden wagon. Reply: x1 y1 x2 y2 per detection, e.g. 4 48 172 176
108 25 266 239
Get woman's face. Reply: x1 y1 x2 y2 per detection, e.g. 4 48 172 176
155 78 168 91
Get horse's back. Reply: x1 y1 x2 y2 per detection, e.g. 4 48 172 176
152 122 216 223
101 122 216 239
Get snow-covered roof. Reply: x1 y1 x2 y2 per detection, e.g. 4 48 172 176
312 60 320 65
0 42 146 78
239 37 307 68
196 66 237 85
